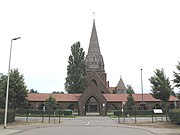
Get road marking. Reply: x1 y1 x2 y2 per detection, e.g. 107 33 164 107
86 121 90 126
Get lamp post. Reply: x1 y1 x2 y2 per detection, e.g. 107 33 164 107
141 69 144 102
4 37 21 129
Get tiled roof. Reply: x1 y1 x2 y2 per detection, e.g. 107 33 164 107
104 94 128 102
116 78 126 90
27 93 178 102
28 93 81 102
131 94 161 102
104 94 161 102
169 95 179 101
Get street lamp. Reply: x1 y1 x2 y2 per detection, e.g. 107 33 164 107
4 37 21 129
141 69 144 102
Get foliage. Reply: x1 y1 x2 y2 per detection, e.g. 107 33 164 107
16 109 73 116
113 110 154 117
171 90 176 97
45 96 57 111
126 84 135 94
169 109 180 125
0 69 28 109
173 61 180 88
65 41 87 93
0 75 6 108
177 92 180 100
0 109 15 124
29 89 38 93
52 91 64 94
125 94 135 110
149 68 172 105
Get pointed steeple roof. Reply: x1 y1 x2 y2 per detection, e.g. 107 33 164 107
87 20 101 55
85 20 104 71
116 77 127 90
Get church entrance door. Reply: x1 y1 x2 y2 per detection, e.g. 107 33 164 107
85 96 100 115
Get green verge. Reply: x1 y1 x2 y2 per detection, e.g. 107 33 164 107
0 109 15 124
169 109 180 125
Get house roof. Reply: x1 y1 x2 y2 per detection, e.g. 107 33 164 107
28 93 81 102
169 95 179 101
104 94 161 102
116 77 126 90
27 93 178 102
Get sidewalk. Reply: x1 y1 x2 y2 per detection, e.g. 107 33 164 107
119 124 180 135
0 126 21 135
143 127 180 135
0 122 61 135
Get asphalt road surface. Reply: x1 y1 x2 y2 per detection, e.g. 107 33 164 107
14 116 154 135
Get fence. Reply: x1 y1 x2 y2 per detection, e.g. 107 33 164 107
16 108 73 123
113 109 167 124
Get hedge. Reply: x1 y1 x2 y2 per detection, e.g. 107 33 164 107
16 109 73 116
113 110 155 117
0 109 15 124
169 109 180 125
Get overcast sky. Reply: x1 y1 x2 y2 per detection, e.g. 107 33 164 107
0 0 180 93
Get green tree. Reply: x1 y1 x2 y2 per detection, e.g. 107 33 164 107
171 90 176 97
52 91 64 94
45 96 57 111
29 89 38 93
125 94 135 110
45 96 57 123
173 61 180 88
0 74 6 108
126 84 135 94
177 91 180 100
0 69 28 109
149 68 172 104
65 41 87 93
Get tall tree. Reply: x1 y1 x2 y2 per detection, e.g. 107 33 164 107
173 61 180 88
126 84 135 94
0 74 6 108
125 94 135 110
149 68 172 108
177 91 180 100
0 69 28 109
171 90 176 97
65 42 87 93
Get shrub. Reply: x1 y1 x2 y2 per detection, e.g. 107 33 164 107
16 109 73 117
113 110 154 117
0 109 15 124
169 109 180 125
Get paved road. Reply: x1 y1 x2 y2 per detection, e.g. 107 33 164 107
13 117 154 135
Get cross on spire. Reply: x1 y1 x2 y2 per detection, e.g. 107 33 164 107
93 12 95 22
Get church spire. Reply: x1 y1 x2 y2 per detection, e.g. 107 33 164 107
87 20 101 55
85 19 104 71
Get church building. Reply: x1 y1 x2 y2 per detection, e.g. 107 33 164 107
28 20 179 116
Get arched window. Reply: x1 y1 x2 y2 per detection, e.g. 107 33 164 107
90 79 98 86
